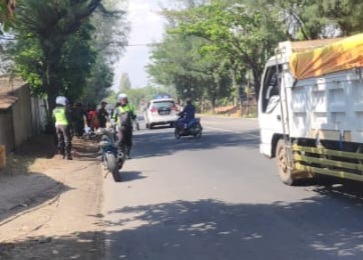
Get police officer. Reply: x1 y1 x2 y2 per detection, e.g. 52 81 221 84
113 93 136 159
53 96 73 160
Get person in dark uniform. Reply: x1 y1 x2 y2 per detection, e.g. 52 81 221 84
178 99 196 129
113 93 136 159
98 101 109 128
72 103 86 137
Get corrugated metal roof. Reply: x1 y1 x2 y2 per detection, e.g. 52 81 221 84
0 94 18 110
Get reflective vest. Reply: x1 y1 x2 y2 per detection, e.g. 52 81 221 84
118 104 135 115
113 104 136 126
53 107 69 126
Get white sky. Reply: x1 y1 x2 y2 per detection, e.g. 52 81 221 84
112 0 168 90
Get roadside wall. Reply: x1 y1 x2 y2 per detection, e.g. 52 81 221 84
0 82 46 153
0 109 15 153
12 85 33 147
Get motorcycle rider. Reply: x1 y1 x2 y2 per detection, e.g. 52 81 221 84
53 96 73 160
178 99 196 130
113 93 137 159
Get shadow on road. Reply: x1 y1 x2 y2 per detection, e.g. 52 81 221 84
3 190 363 259
133 130 259 159
0 171 72 225
121 171 146 182
102 196 363 260
0 230 104 260
0 134 72 225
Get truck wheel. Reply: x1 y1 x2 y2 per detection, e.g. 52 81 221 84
276 139 296 186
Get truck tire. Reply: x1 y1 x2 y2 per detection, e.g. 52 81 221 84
276 139 296 186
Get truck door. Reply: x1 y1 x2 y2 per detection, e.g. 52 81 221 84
259 64 285 157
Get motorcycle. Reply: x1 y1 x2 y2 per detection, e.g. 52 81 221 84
84 126 96 140
174 116 203 139
98 127 126 182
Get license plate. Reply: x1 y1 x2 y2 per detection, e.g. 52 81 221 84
159 110 170 115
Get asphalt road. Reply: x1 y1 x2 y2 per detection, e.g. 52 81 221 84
104 117 363 260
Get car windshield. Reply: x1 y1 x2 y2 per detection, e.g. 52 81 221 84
152 101 175 109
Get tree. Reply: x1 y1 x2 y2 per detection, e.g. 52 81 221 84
148 32 232 110
166 1 284 98
10 0 128 113
251 0 363 40
82 56 114 104
119 72 132 92
91 0 129 62
14 0 107 110
13 19 97 102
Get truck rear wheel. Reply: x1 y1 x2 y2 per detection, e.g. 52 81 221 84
276 139 296 186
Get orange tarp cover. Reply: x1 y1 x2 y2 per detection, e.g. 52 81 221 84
290 34 363 80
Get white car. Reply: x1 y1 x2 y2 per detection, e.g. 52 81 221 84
145 99 179 129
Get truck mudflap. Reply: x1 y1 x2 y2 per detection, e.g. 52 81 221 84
292 144 363 182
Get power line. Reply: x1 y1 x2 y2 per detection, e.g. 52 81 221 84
126 43 160 47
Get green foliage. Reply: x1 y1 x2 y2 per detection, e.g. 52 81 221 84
252 0 363 39
169 1 285 97
151 0 363 107
14 37 44 95
82 56 114 104
148 30 233 108
11 0 127 110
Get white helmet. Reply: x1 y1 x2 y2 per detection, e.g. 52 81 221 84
118 93 128 102
56 96 68 106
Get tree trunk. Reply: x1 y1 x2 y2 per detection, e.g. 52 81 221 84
41 39 64 133
201 96 205 114
252 68 262 100
42 40 63 112
211 97 216 114
231 70 238 106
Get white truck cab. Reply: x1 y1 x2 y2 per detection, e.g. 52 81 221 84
259 34 363 185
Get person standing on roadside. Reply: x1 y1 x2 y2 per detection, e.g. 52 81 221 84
98 101 109 128
72 103 86 137
113 93 136 159
88 104 100 131
53 96 73 160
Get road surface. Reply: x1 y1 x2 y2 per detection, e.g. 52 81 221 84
104 117 363 260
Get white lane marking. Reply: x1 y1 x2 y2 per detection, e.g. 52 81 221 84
205 126 260 138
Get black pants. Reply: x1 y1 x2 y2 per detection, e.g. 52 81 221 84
56 125 72 158
73 120 84 137
118 126 133 156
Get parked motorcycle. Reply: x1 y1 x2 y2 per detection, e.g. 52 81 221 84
174 117 203 139
84 126 96 140
98 127 125 182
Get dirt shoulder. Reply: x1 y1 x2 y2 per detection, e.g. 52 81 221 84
0 135 105 260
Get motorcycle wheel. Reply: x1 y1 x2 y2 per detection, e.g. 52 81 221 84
106 153 121 182
194 124 202 139
174 128 181 139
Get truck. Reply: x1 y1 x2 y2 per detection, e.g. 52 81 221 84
259 33 363 185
